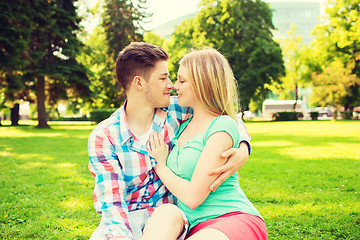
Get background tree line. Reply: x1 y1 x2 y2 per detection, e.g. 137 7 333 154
1 0 359 127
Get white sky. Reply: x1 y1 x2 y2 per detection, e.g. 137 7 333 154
79 0 323 33
144 0 201 30
79 0 201 33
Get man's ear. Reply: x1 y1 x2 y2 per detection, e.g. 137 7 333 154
133 76 144 90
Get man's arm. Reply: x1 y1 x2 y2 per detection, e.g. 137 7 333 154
208 118 251 191
88 128 133 240
167 96 193 122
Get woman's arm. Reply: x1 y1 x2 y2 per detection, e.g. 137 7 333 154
207 117 251 191
147 132 233 209
208 142 249 191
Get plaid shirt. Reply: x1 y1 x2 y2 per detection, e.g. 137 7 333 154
88 97 192 239
88 96 251 239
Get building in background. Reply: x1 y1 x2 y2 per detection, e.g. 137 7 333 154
265 0 323 44
151 0 324 45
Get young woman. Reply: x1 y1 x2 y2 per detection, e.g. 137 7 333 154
143 48 267 240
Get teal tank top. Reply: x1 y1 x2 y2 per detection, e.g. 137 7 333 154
167 115 263 229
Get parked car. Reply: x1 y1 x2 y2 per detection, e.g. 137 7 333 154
315 107 333 117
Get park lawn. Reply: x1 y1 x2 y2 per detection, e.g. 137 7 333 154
0 122 99 239
242 120 360 239
0 120 359 239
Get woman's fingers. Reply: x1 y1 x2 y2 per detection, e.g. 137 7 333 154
147 132 165 152
146 139 152 152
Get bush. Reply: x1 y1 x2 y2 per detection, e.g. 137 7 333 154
340 111 352 120
272 111 302 121
49 116 89 121
90 109 116 123
310 111 319 120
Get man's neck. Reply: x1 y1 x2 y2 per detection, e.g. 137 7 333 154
125 98 155 136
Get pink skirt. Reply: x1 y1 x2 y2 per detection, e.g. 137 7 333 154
186 212 268 240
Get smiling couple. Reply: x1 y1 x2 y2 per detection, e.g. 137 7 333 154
88 42 267 240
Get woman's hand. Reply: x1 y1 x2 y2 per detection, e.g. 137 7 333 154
146 132 169 168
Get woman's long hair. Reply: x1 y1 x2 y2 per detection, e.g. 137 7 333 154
180 48 239 120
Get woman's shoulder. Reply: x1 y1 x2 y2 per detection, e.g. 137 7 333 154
211 115 237 128
205 115 239 146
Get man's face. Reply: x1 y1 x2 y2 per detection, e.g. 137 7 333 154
143 60 173 108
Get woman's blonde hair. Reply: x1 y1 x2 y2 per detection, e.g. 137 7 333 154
179 48 239 120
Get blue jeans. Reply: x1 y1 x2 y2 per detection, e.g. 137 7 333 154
90 208 187 240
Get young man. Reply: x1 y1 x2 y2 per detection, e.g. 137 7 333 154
88 42 251 240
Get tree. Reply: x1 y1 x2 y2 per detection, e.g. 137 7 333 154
82 0 151 108
309 0 360 110
168 0 285 111
79 26 126 109
143 31 166 49
272 24 309 110
166 18 202 80
103 0 150 61
0 0 90 128
0 1 33 125
309 59 360 114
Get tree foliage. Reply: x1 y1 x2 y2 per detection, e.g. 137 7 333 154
167 0 285 110
143 31 166 50
103 0 150 61
0 0 90 128
270 25 309 110
309 0 360 109
309 59 360 110
79 26 126 109
80 0 151 108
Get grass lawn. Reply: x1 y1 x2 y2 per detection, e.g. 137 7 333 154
0 120 359 239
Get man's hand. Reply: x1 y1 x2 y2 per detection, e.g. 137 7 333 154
208 142 249 192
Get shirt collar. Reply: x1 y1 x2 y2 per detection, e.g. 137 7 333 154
118 100 168 146
118 100 134 145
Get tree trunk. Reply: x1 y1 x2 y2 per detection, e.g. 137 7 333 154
293 84 298 111
36 76 49 128
11 103 20 126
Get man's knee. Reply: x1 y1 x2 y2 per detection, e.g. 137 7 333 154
90 222 108 240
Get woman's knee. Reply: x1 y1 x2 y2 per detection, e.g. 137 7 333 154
153 203 184 222
142 204 185 240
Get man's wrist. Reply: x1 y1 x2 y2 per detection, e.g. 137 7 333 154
239 141 250 155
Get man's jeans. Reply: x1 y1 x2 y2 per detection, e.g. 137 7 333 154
90 208 187 240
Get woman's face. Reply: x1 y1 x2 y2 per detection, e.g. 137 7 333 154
175 65 197 107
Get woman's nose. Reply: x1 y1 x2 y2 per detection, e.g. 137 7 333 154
174 80 179 90
167 78 174 89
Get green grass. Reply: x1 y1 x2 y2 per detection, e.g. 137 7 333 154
0 120 359 239
241 120 360 239
0 122 98 239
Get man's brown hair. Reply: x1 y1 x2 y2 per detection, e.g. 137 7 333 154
116 42 169 91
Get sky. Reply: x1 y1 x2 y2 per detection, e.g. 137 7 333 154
79 0 201 33
143 0 201 30
79 0 324 34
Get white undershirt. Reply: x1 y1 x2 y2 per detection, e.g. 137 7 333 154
133 127 153 146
